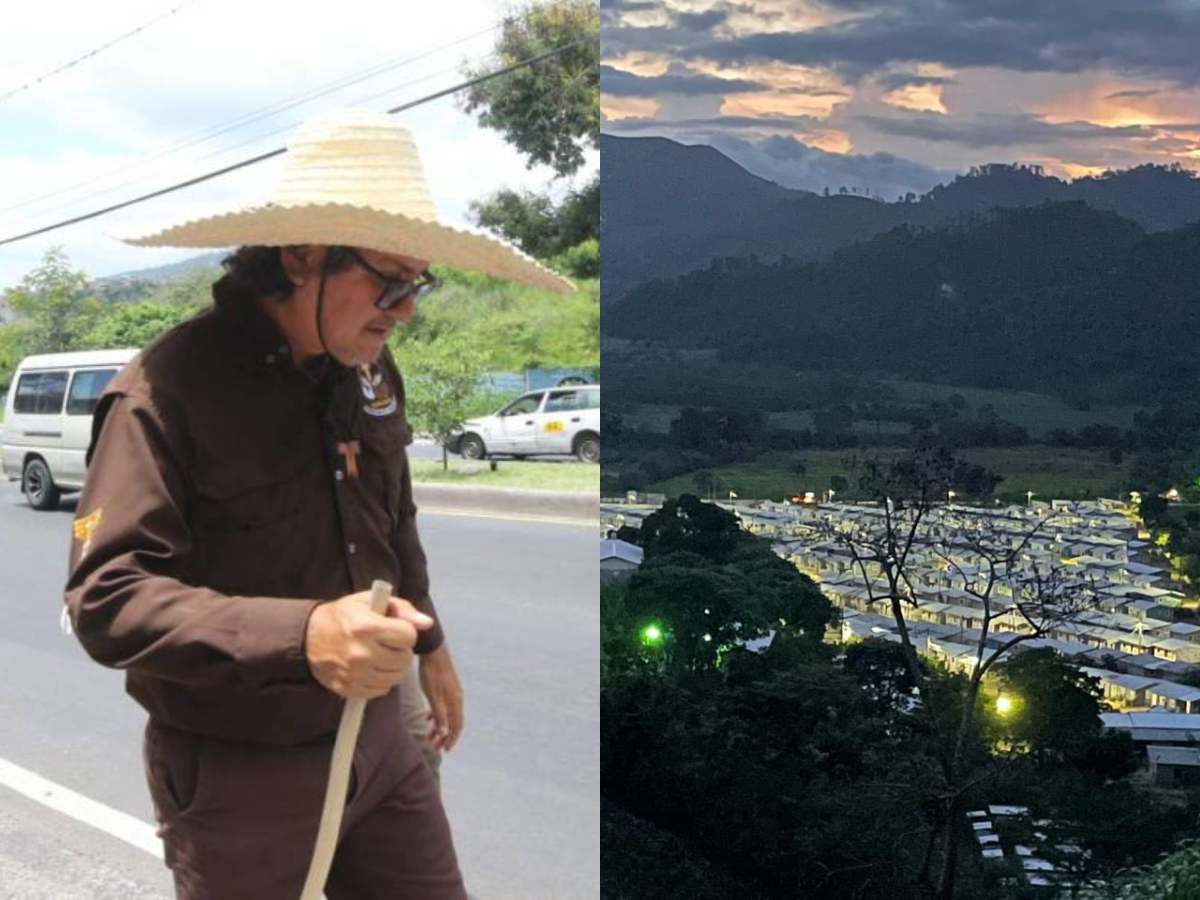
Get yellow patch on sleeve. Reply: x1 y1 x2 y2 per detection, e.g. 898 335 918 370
72 509 103 558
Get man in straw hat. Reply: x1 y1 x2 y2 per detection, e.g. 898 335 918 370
64 108 574 899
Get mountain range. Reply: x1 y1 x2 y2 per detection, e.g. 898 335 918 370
600 134 1200 305
604 200 1200 405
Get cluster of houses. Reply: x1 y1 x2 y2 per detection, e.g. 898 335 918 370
967 806 1090 888
601 494 1198 713
602 491 1200 857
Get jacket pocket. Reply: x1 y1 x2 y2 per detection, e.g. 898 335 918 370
360 414 412 526
190 463 323 593
145 722 207 820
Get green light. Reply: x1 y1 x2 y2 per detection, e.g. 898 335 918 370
641 624 664 646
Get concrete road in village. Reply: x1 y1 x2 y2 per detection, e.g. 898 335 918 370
0 480 598 899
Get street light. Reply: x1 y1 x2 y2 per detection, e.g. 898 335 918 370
640 624 665 647
947 490 956 504
995 694 1014 715
1027 490 1035 507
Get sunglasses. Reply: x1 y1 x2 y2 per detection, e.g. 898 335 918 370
344 248 440 311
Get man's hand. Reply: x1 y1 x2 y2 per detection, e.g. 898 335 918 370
306 591 433 700
419 645 464 752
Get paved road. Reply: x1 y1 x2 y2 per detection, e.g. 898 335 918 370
0 480 598 899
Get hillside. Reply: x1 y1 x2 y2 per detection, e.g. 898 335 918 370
601 133 1200 304
603 202 1200 404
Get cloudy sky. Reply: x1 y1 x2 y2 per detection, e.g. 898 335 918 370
601 0 1200 198
0 0 595 290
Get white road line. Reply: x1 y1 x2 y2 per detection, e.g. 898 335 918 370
0 756 163 859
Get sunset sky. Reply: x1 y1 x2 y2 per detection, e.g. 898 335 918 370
601 0 1200 198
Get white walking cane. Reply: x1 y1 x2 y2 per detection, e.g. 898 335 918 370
299 579 393 900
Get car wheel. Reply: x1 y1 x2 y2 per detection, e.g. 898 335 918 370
460 434 487 460
23 458 61 511
576 434 600 463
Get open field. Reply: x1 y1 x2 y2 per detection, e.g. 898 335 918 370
603 336 1146 440
618 382 1143 441
882 379 1144 438
640 446 1131 502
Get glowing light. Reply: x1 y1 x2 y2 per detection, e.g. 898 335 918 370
641 624 664 646
996 695 1014 715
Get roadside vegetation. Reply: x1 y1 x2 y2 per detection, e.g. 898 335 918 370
410 457 598 491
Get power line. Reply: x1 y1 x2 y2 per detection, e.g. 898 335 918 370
0 40 582 248
0 0 201 105
0 23 499 216
15 55 476 225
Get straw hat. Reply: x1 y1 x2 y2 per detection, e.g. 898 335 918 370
122 108 576 294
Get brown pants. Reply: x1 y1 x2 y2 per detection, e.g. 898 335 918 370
143 710 466 899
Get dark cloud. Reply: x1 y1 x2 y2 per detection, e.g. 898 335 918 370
603 113 824 133
603 23 703 57
709 132 955 197
855 111 1154 148
779 87 851 98
600 64 768 96
878 73 958 91
603 2 771 56
1106 88 1163 100
602 0 658 10
681 1 1200 85
676 10 728 31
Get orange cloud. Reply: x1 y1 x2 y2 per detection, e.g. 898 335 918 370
693 60 851 119
601 52 671 78
1058 163 1110 179
601 95 661 121
808 130 853 154
883 83 948 114
719 92 835 119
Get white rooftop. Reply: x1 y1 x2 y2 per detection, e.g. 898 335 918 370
600 539 644 566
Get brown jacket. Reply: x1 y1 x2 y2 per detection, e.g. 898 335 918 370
65 276 442 746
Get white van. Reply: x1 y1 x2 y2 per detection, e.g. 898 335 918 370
1 349 138 510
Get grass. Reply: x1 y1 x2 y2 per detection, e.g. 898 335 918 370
605 350 1147 441
621 385 1143 441
644 447 1130 502
411 457 598 493
882 379 1144 438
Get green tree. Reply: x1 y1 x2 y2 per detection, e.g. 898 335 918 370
844 637 920 710
469 176 598 260
146 266 220 306
85 301 200 349
993 649 1103 763
4 247 101 355
462 0 599 178
607 499 833 677
638 494 746 563
0 324 23 392
393 333 487 470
